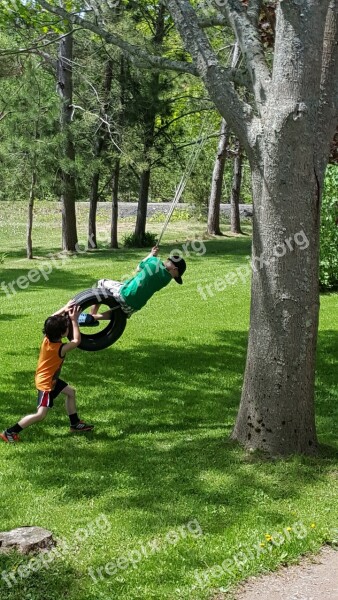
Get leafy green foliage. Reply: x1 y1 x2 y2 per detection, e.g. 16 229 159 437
320 165 338 290
122 230 157 247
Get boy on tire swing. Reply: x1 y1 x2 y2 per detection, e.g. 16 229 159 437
78 246 186 324
1 302 94 443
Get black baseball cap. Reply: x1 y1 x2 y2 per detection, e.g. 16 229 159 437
168 254 186 284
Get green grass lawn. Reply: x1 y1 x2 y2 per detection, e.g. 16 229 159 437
0 202 337 600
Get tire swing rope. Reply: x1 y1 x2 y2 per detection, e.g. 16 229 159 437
156 118 211 247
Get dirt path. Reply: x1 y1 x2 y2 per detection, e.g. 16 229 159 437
230 547 338 600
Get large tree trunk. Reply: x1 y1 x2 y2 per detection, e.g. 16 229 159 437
27 170 36 259
110 157 120 249
88 59 113 248
230 141 243 235
232 155 322 455
231 2 333 456
207 119 229 235
57 30 78 251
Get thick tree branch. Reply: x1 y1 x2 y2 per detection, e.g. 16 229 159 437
31 49 57 72
216 0 271 112
165 0 255 153
247 0 263 25
198 14 227 28
38 0 198 76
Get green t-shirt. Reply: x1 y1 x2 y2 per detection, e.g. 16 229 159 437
120 257 172 311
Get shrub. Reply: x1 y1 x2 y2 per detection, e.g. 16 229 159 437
123 231 158 248
320 165 338 290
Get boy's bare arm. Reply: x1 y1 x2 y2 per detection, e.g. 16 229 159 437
60 306 81 357
136 245 159 272
52 299 76 317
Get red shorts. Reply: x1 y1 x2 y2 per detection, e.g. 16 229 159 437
37 379 68 409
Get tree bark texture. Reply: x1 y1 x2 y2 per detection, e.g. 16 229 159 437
207 119 229 235
57 30 78 252
230 142 243 235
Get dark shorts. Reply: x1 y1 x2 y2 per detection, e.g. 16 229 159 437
37 379 68 409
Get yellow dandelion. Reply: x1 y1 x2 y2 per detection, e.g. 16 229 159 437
311 523 316 528
260 543 265 547
286 527 292 531
265 534 272 541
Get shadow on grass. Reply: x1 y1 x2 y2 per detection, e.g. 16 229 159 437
0 267 93 297
0 314 27 321
3 237 252 264
0 552 79 600
1 329 337 531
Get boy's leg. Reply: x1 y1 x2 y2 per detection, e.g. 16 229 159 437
61 385 94 432
1 406 48 442
18 406 49 429
91 279 121 319
79 280 124 325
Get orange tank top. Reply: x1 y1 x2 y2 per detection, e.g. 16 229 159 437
35 337 64 391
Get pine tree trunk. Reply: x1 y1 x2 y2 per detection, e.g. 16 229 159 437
27 170 36 259
88 60 113 248
57 30 78 252
88 173 99 249
134 5 165 246
230 141 243 235
111 157 120 249
134 169 151 246
207 119 229 235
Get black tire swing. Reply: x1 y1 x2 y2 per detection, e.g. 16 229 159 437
71 288 127 352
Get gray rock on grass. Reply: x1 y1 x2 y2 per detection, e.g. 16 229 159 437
0 527 55 554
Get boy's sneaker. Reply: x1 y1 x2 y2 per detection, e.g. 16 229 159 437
70 420 94 433
0 431 20 443
78 314 99 327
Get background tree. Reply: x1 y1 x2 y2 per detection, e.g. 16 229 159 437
57 27 78 251
230 138 243 235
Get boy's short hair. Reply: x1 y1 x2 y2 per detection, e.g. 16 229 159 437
43 314 70 342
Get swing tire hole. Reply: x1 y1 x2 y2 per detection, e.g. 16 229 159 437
69 288 127 352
